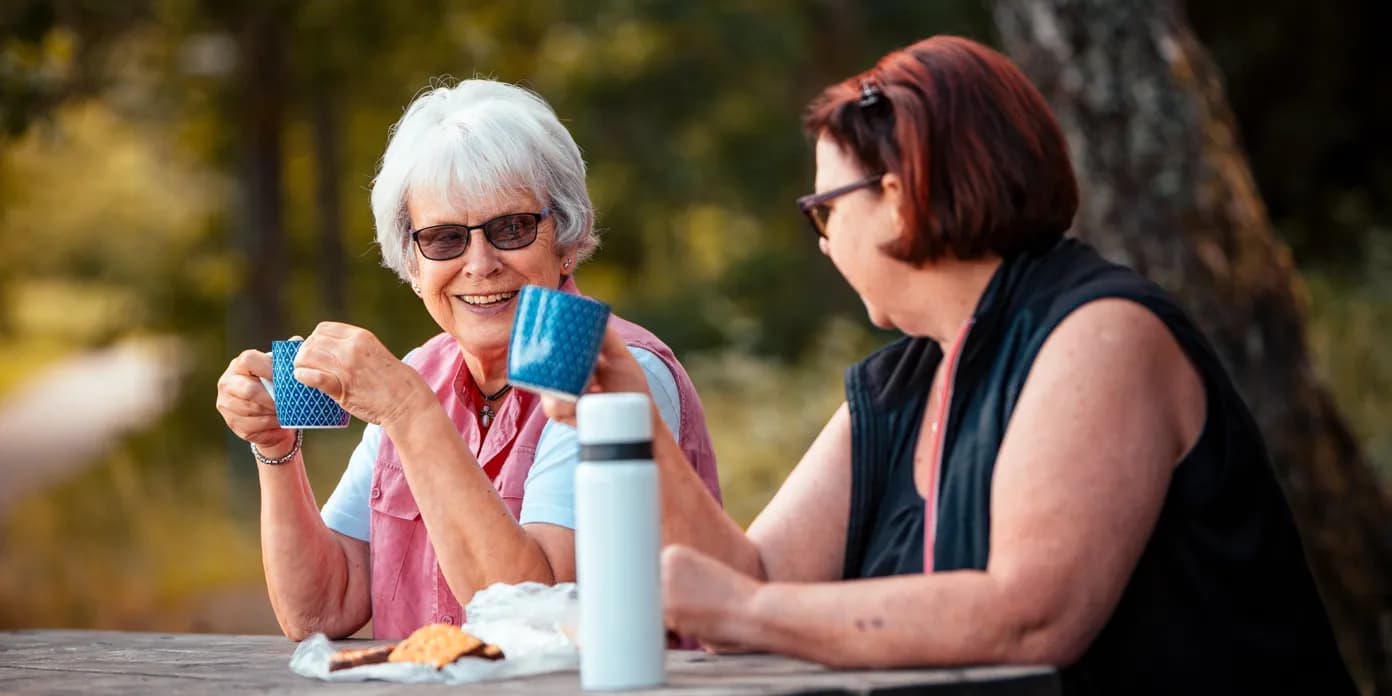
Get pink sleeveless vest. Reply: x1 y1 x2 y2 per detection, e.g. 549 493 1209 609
368 279 721 639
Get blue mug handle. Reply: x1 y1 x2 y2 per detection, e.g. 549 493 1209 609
259 377 276 403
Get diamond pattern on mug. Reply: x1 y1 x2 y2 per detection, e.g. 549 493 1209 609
272 340 351 428
508 286 610 397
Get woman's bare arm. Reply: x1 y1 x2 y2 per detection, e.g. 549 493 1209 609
744 403 853 583
664 300 1206 667
257 455 373 640
382 394 574 602
542 326 853 583
217 347 373 640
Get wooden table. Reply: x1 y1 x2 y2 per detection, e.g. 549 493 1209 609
0 630 1059 694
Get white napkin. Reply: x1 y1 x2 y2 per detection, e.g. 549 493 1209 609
289 582 579 684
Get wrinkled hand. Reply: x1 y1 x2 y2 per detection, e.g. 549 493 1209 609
662 544 761 653
539 321 652 427
216 347 297 458
291 322 428 428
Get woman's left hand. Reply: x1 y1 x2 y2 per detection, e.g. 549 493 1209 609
292 321 429 428
662 544 761 653
539 321 651 427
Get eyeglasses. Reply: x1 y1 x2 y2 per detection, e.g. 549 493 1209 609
795 174 883 238
411 208 551 260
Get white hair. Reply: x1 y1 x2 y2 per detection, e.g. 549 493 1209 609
370 79 598 282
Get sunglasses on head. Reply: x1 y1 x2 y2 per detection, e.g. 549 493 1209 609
795 175 883 238
411 208 551 261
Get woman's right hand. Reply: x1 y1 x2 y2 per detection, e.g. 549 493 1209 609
216 348 298 459
539 321 651 427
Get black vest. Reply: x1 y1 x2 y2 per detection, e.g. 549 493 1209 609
843 239 1353 694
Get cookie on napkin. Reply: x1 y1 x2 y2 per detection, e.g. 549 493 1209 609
388 623 487 670
328 644 397 672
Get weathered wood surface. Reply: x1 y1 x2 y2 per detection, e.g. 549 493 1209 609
0 630 1058 695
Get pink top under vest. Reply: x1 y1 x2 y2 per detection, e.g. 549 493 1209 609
367 278 722 639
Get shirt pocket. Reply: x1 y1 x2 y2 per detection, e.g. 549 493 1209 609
368 466 422 602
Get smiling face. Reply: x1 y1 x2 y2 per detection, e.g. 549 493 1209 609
407 188 569 358
813 134 906 330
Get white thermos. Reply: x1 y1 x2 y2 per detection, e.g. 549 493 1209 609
575 392 665 690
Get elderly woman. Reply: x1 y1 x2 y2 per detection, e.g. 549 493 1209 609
546 37 1353 694
214 79 721 640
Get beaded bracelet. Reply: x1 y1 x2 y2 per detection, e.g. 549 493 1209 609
250 429 303 466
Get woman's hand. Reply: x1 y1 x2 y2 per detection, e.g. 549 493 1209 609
216 348 298 458
538 321 651 426
662 544 762 654
291 322 430 429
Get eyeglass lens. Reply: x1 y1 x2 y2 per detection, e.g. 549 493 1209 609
415 213 540 260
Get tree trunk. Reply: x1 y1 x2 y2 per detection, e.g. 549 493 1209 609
223 6 289 500
311 90 346 321
233 7 287 350
992 0 1392 691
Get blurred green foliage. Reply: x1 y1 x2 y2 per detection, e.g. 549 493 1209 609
1306 234 1392 486
0 0 1386 631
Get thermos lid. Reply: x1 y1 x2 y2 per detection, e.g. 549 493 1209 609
577 392 652 445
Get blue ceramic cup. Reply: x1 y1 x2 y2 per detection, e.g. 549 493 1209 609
261 339 351 428
507 285 612 400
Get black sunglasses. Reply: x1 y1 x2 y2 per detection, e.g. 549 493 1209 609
411 208 551 261
795 175 883 238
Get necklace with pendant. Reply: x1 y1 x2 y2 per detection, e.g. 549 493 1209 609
479 383 512 429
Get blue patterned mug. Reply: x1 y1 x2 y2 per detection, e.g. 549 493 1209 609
507 285 612 400
259 339 352 429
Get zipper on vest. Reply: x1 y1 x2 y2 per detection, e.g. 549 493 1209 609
924 318 975 573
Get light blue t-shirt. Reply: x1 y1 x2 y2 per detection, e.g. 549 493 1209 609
320 346 680 541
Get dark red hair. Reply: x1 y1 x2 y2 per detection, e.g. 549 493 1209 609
804 36 1078 264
